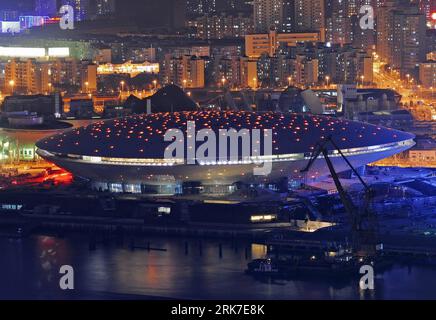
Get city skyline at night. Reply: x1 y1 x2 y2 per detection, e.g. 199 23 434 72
0 0 435 305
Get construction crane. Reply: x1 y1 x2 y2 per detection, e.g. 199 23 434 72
301 135 379 257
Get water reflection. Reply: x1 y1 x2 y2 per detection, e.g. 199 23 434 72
1 234 436 299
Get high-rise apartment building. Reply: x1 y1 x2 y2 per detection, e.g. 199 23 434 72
377 1 426 77
325 0 376 50
193 13 254 39
163 55 205 89
60 0 90 21
352 0 377 51
295 55 319 86
293 42 374 85
49 58 81 87
4 59 50 94
95 0 115 15
115 0 186 31
253 0 284 33
419 61 436 88
294 0 326 41
417 0 434 28
0 10 19 21
240 57 258 88
281 0 295 33
4 58 99 95
35 0 58 16
187 0 251 15
81 61 97 93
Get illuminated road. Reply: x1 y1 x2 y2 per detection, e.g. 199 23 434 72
373 55 435 121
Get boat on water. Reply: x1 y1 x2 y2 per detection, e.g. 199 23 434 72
246 246 375 278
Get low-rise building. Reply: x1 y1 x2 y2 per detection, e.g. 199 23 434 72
245 30 320 58
1 94 62 119
419 61 436 88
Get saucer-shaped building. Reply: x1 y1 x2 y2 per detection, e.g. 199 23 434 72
36 111 415 194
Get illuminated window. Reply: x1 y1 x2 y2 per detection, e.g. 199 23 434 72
158 207 171 214
250 214 277 223
83 156 102 163
124 184 141 194
108 183 123 193
1 204 23 210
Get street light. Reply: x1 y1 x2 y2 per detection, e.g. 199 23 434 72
253 77 257 89
288 76 292 87
153 79 157 91
360 75 364 87
183 79 187 89
120 80 125 92
221 77 226 88
325 75 330 88
85 81 89 93
9 80 14 95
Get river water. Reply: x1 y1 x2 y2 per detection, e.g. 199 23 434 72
0 120 435 300
0 233 435 300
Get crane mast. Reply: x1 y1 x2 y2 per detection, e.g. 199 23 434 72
301 136 379 257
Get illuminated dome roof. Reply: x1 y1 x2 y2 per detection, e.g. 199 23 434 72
36 111 414 159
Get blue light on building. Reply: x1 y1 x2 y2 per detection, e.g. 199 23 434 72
60 0 89 21
35 0 57 17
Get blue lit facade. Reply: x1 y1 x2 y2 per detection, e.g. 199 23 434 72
60 0 89 21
